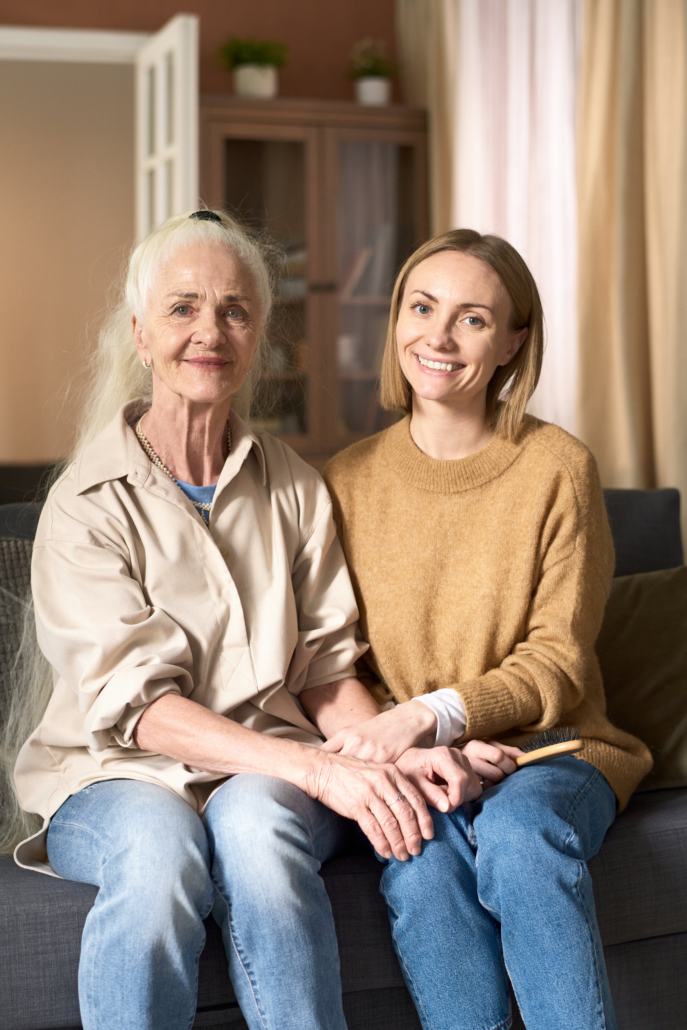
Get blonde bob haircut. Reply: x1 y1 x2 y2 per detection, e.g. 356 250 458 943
379 229 544 441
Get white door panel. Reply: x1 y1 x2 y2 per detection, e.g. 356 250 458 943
135 14 199 235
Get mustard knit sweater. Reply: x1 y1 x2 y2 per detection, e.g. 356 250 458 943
324 415 652 812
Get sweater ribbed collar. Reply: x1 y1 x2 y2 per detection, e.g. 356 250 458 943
383 415 528 493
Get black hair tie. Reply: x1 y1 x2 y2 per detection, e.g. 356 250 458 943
189 210 222 223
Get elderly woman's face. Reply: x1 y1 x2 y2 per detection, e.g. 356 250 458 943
396 250 527 413
133 240 261 408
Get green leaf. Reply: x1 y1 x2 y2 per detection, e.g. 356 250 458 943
219 37 289 71
348 38 394 80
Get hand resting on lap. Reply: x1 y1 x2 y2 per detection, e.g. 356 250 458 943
395 746 482 811
459 739 522 791
136 693 433 862
395 740 521 812
302 681 522 811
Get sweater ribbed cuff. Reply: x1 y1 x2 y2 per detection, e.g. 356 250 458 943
458 674 541 742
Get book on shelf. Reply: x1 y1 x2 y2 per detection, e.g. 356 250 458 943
339 247 373 301
367 223 396 297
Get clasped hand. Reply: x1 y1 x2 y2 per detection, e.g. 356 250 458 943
313 702 522 859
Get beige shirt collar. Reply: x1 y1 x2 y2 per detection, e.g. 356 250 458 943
74 398 267 496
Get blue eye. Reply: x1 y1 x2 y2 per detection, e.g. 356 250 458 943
465 316 481 326
415 304 430 315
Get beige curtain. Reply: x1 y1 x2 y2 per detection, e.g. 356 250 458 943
578 0 687 536
396 0 459 234
396 0 582 434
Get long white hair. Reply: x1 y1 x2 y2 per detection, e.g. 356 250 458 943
78 209 275 452
0 210 276 853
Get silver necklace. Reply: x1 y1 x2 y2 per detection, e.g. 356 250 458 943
135 416 231 518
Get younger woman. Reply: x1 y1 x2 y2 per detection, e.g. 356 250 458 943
323 230 652 1030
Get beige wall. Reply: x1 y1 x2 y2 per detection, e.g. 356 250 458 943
0 61 134 462
0 0 398 101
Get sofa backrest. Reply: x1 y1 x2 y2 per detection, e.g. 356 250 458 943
0 503 42 542
0 537 33 731
0 504 43 729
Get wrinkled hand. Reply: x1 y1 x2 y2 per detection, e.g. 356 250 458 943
307 750 434 861
319 700 437 765
395 746 483 812
459 740 523 790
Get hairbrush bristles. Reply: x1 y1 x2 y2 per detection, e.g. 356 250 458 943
518 727 581 754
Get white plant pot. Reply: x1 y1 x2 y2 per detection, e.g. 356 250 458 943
355 77 392 106
233 64 278 99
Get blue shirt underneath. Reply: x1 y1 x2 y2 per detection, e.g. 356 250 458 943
175 480 217 524
128 421 218 525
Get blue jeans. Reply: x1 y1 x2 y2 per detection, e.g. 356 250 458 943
46 774 351 1030
379 757 617 1030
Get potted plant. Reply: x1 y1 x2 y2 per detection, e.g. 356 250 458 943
348 38 394 106
220 37 289 99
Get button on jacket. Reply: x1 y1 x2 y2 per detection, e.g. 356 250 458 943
15 400 366 874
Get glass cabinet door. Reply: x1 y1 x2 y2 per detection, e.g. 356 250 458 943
222 135 311 439
201 101 428 463
335 139 422 438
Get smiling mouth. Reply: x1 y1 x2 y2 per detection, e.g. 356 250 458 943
416 354 464 372
185 357 228 367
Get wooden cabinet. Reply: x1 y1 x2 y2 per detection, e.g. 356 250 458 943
200 96 428 466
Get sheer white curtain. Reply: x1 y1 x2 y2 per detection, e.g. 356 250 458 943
397 0 582 434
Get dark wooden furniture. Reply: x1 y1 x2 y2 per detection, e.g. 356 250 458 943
200 97 428 467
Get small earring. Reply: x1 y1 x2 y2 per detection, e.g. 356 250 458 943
142 359 149 370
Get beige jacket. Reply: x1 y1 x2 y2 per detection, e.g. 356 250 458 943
15 399 365 874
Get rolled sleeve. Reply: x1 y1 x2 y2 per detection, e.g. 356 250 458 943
288 503 367 696
33 537 194 752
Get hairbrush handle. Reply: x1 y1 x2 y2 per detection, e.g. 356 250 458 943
514 738 585 768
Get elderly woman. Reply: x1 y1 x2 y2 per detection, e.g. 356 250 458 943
11 211 477 1030
323 230 653 1030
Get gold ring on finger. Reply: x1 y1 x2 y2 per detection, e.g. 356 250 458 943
388 793 405 806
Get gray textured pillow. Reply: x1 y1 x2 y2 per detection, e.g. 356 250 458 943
0 537 33 729
596 565 687 792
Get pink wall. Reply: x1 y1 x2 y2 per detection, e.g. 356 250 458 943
0 0 399 100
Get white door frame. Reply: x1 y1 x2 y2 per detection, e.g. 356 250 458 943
135 16 199 235
0 25 152 63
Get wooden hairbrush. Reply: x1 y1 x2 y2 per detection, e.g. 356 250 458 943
514 727 584 768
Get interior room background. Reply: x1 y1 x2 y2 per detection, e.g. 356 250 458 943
399 0 687 543
1 0 686 539
0 0 398 475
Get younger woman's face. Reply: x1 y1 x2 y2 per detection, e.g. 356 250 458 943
395 250 527 415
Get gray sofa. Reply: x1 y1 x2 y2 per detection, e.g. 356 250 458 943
1 490 686 1030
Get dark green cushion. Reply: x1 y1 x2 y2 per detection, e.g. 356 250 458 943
597 566 687 791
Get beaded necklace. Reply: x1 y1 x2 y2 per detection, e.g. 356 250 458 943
135 416 231 521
